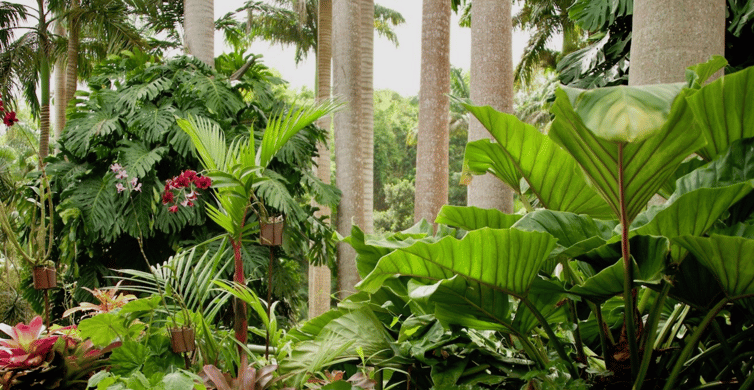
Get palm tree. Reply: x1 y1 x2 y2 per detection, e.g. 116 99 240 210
467 0 514 213
361 0 374 232
629 0 725 85
332 0 364 299
308 0 332 318
414 0 451 224
184 0 214 66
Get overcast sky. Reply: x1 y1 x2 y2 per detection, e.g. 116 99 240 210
218 1 534 97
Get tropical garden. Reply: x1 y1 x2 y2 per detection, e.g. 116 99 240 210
1 0 754 389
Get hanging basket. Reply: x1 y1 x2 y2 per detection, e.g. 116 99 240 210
260 218 284 246
32 266 57 290
169 327 195 354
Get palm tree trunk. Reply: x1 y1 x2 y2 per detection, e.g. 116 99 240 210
309 0 333 318
183 0 215 67
360 0 374 232
333 0 364 299
414 0 450 223
37 0 51 160
64 0 80 112
54 21 66 140
467 0 514 213
629 0 725 86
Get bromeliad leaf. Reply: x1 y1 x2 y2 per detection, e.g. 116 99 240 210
463 104 613 218
550 86 706 222
357 228 558 299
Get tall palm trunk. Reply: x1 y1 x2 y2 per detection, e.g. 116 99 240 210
629 0 725 85
309 0 333 318
183 0 214 66
64 0 80 113
37 0 51 160
333 0 364 299
360 0 374 233
54 21 66 139
414 0 450 223
467 0 513 213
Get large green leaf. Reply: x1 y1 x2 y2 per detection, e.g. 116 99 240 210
463 105 613 218
570 236 670 302
672 137 754 195
550 86 706 222
512 210 618 259
357 228 558 298
343 224 434 279
512 279 569 334
687 65 754 161
435 205 522 231
116 140 167 178
673 235 754 300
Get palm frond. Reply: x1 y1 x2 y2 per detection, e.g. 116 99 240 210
177 116 228 172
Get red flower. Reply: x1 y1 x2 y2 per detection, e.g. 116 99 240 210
3 111 18 127
173 175 191 188
168 205 179 213
195 176 212 189
182 170 198 182
161 191 175 205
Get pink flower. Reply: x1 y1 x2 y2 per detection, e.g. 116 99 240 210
186 190 198 201
132 183 142 192
110 163 123 173
0 316 58 369
168 205 179 213
116 183 126 193
116 170 128 180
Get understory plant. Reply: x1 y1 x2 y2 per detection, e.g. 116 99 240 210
287 57 754 389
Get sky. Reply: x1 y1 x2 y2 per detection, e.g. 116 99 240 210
216 1 533 97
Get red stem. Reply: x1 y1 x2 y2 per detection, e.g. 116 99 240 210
618 143 639 377
232 239 247 348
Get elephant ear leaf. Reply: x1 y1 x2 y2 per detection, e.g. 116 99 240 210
673 235 754 300
550 85 706 222
462 104 612 218
435 205 521 231
687 65 754 161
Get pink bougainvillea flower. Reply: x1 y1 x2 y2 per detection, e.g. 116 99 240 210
110 163 123 173
169 205 179 213
0 316 58 369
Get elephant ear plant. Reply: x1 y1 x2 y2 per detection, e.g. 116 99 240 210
325 58 754 389
177 100 339 362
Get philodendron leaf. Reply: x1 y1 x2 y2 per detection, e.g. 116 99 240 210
512 210 618 259
687 65 754 161
463 105 613 218
357 228 558 298
435 205 522 231
673 235 754 300
685 55 728 90
513 279 569 334
550 86 706 222
570 236 670 302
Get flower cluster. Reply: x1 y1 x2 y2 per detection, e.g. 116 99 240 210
162 170 211 213
110 164 141 193
0 316 58 369
0 99 19 127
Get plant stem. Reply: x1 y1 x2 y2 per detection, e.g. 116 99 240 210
618 143 639 377
634 282 671 389
265 247 273 360
663 298 729 390
591 301 611 361
521 298 579 378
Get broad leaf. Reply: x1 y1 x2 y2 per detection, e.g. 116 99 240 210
117 140 166 178
685 55 728 90
512 279 569 334
673 235 754 300
687 65 754 161
570 236 670 302
435 205 522 231
357 228 558 298
512 210 618 259
550 86 706 222
463 105 612 218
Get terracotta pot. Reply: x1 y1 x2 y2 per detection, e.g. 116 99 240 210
260 219 284 246
169 327 195 353
32 266 57 290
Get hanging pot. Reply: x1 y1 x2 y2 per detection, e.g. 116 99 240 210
32 266 57 290
169 327 195 353
260 218 284 246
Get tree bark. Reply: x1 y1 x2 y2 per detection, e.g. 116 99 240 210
414 0 451 224
37 0 51 160
361 0 374 233
64 0 80 114
467 0 514 213
53 21 66 140
309 0 333 318
333 0 363 299
183 0 214 67
629 0 725 86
